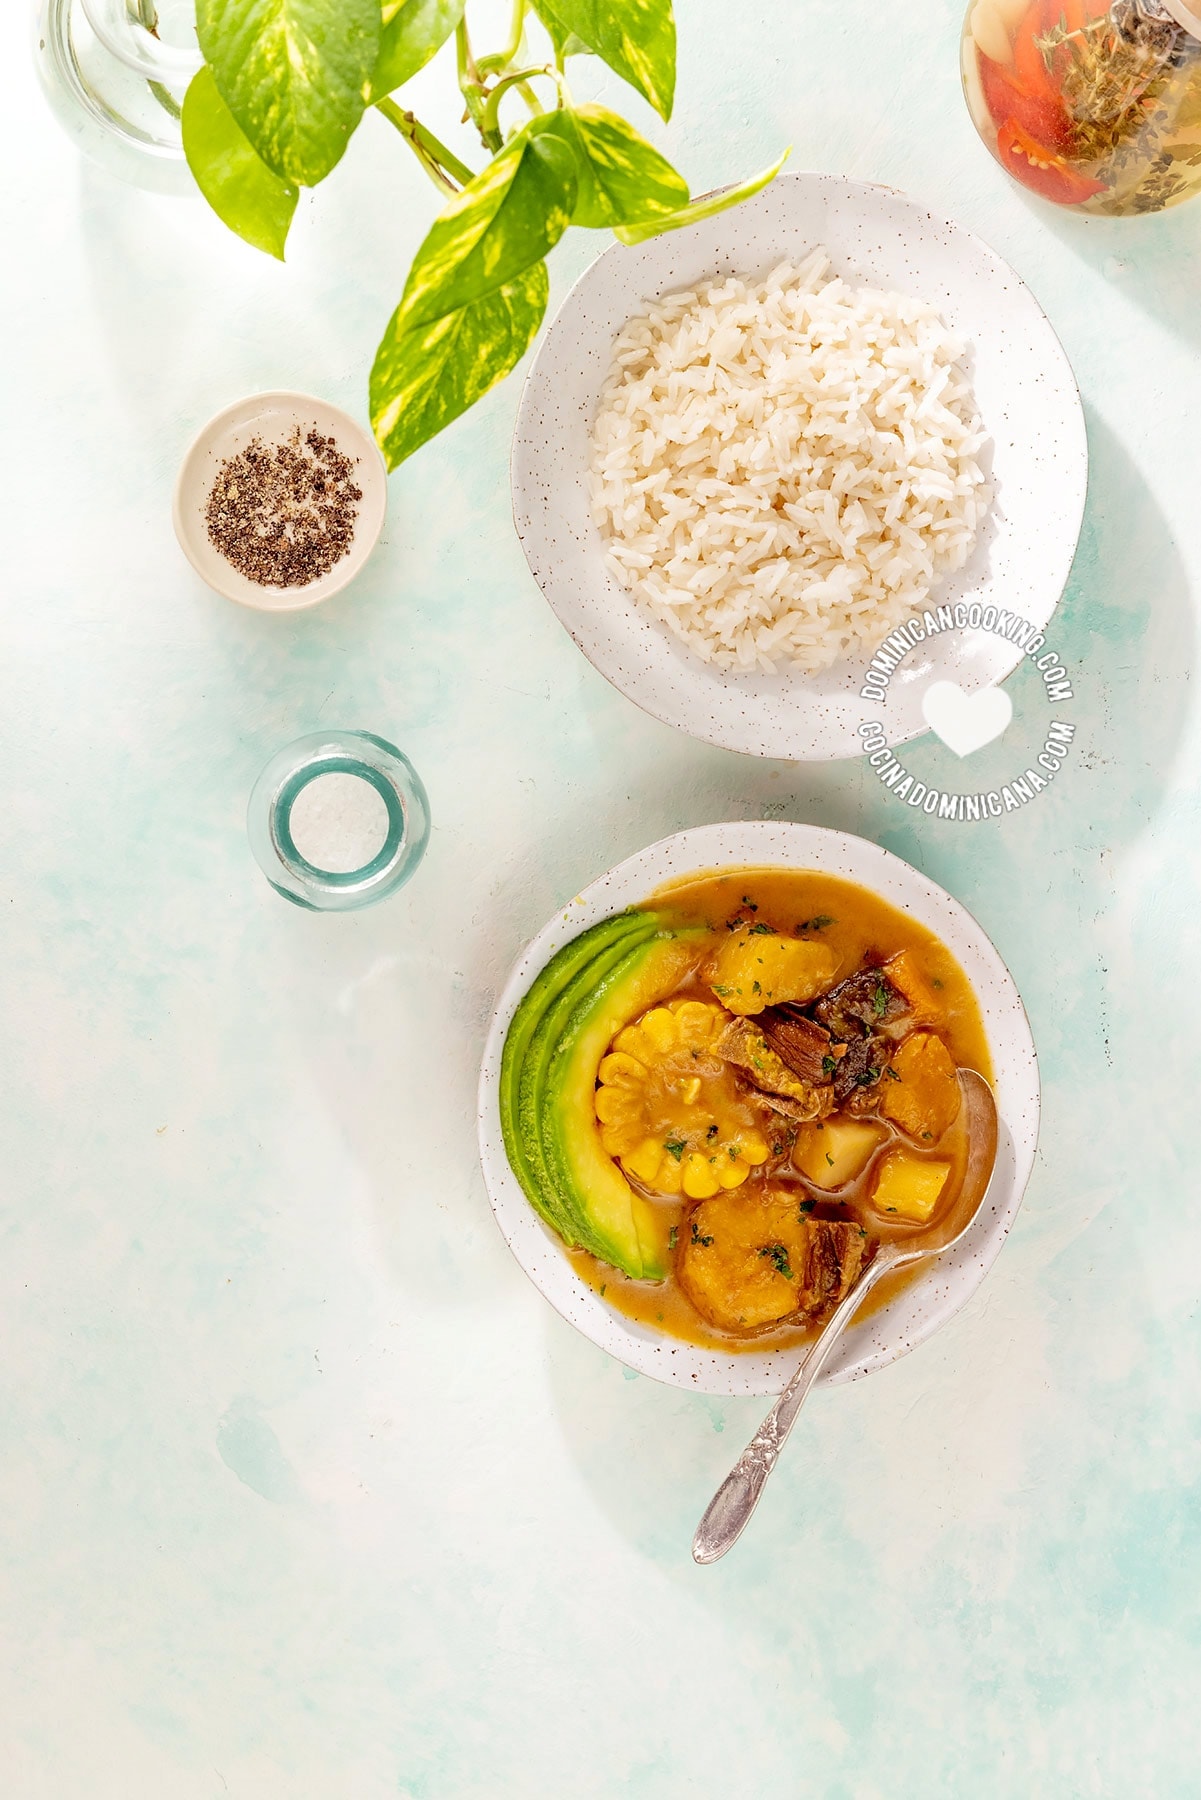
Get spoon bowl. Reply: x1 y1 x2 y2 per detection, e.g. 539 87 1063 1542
692 1069 999 1565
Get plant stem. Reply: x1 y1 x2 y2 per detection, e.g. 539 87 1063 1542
456 17 479 90
480 65 555 138
477 0 528 77
375 98 476 193
456 18 495 146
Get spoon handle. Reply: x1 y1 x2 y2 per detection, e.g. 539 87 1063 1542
692 1249 899 1565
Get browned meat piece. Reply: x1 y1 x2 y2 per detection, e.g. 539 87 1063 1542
759 1089 838 1124
716 1017 836 1123
812 965 910 1042
831 1034 887 1106
756 1006 836 1083
804 1220 870 1313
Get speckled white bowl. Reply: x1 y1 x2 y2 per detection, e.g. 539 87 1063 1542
173 391 388 611
477 821 1039 1396
512 172 1087 762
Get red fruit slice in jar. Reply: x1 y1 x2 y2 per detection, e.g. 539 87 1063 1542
996 119 1106 204
1013 0 1089 97
978 52 1074 152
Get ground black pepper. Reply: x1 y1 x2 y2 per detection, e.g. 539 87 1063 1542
205 427 363 588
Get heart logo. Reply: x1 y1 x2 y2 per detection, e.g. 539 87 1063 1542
921 680 1013 758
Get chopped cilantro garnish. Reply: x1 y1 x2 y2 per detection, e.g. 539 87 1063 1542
872 981 888 1019
855 1067 880 1086
664 1136 687 1162
728 1144 741 1161
690 1220 714 1248
751 979 762 995
668 1226 678 1251
757 1242 794 1280
712 984 732 997
886 1066 901 1081
748 921 776 936
798 914 837 932
821 1055 837 1075
798 1198 816 1215
706 1124 719 1140
825 1152 834 1166
741 896 758 911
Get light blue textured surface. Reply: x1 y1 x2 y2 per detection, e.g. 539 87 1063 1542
3 3 1200 1794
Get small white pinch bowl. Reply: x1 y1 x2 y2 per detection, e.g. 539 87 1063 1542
512 171 1087 762
477 821 1040 1397
173 390 388 611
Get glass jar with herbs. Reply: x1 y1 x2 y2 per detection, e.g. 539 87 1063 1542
962 0 1201 213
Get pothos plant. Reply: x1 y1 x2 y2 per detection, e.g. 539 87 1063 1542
181 0 787 467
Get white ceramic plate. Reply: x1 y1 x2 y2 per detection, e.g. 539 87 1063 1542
173 390 388 611
511 173 1087 761
477 822 1039 1396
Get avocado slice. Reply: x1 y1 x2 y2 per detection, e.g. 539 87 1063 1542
515 925 659 1242
540 927 711 1278
500 909 657 1237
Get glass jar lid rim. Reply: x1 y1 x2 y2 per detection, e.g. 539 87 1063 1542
1158 0 1201 40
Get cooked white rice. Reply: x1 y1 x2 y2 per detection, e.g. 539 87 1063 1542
589 249 990 675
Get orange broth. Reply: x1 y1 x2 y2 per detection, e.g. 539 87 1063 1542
567 866 993 1353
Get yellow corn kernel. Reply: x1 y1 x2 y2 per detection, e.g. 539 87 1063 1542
716 1157 750 1190
682 1153 721 1199
598 1051 646 1088
741 1131 770 1167
613 1024 651 1062
595 1087 636 1125
678 1076 702 1105
623 1137 665 1184
619 1137 659 1180
672 1000 723 1046
601 1122 642 1157
655 1158 683 1196
639 1008 678 1052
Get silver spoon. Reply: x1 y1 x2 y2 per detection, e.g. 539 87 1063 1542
692 1069 999 1566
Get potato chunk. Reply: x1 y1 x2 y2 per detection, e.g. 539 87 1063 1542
677 1186 869 1332
706 932 838 1016
879 1032 961 1142
871 1149 950 1224
793 1116 884 1189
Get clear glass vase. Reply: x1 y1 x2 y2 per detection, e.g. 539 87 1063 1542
962 0 1201 214
34 0 202 190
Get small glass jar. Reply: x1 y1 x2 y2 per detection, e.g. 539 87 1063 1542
247 732 431 912
34 0 201 190
962 0 1201 214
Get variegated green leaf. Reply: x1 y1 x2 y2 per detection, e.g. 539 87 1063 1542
533 0 675 120
530 4 589 57
533 104 687 229
371 263 549 467
615 146 790 243
196 0 379 186
182 66 299 259
369 0 465 101
399 126 575 330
